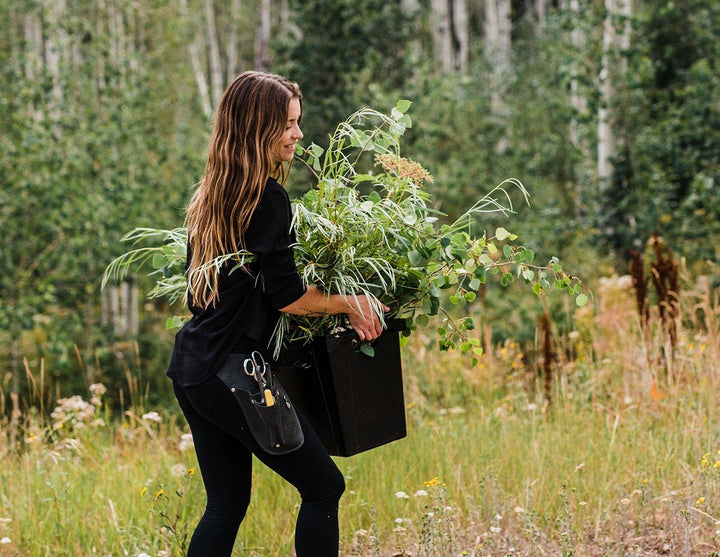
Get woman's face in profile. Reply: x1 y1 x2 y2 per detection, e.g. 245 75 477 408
275 97 303 163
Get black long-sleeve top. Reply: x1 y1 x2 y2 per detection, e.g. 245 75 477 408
166 177 306 386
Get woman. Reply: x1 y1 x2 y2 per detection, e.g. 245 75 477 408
166 71 387 556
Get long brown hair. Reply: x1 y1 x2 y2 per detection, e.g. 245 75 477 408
186 71 302 308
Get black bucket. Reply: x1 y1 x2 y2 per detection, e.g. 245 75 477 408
277 319 407 457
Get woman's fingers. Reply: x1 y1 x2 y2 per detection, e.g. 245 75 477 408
346 294 388 341
362 296 388 340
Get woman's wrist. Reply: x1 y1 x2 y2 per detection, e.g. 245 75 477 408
327 293 356 315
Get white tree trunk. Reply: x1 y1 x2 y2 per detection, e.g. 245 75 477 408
431 0 469 73
23 10 43 118
431 0 454 73
452 0 469 73
254 0 271 71
107 1 126 79
179 0 214 120
597 0 631 183
203 0 224 109
484 0 512 115
43 0 68 115
484 0 511 72
569 0 587 148
401 0 422 71
190 36 214 120
226 0 242 82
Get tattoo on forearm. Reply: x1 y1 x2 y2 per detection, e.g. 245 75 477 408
298 306 328 316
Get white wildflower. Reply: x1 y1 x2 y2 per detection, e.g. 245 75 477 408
394 491 410 499
171 463 187 477
490 526 501 534
89 383 107 406
89 383 107 396
413 489 428 497
178 433 194 451
141 411 162 423
0 537 10 544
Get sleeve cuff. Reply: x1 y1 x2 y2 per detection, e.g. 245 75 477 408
270 281 307 310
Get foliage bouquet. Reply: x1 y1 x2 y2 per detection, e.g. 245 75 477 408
104 101 585 360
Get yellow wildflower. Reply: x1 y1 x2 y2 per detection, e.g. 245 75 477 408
701 453 711 469
140 487 147 497
423 476 445 488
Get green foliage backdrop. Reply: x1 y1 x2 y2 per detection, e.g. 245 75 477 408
1 0 718 403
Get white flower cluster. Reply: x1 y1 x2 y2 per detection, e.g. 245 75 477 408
141 411 162 423
89 383 107 406
50 384 107 431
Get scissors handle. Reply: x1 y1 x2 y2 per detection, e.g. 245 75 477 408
243 358 256 376
243 352 270 404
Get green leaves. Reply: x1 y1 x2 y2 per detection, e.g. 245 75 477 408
495 227 516 241
305 143 325 172
390 100 413 134
394 99 412 114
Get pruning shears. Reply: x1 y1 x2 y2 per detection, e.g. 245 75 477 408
243 351 275 406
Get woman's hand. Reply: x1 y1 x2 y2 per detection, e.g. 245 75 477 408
345 294 390 341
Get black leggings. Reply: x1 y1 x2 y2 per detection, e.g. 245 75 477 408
173 375 345 557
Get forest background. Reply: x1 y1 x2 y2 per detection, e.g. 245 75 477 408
1 0 720 554
1 0 718 402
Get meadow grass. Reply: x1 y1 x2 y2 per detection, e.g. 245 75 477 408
1 275 719 556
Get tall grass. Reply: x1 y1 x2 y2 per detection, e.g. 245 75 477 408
1 274 719 556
